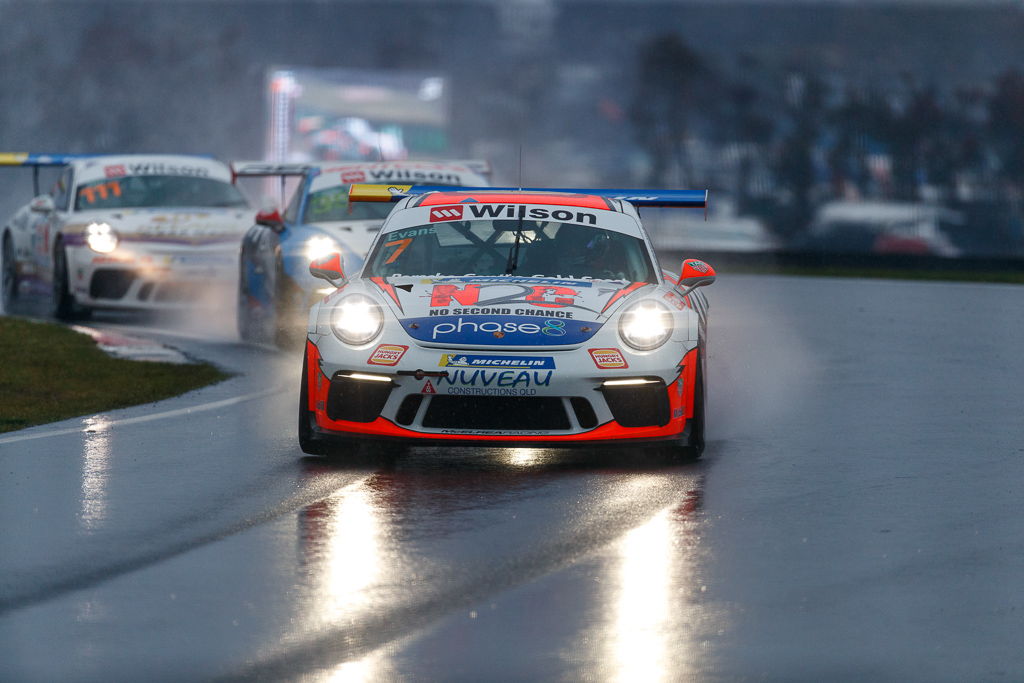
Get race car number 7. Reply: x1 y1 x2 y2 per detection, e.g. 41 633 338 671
383 238 413 265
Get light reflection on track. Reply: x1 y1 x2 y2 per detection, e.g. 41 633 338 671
79 417 113 532
6 275 1022 680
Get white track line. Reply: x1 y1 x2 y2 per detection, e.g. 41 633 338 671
0 385 288 446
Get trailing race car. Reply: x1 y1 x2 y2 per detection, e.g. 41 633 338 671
298 184 714 458
234 160 490 346
0 153 252 318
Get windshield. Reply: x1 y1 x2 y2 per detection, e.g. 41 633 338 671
303 186 395 223
74 175 248 211
365 219 656 282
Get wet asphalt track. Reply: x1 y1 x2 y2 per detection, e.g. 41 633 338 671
1 274 1023 681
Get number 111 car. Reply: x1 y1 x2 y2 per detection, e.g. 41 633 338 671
298 184 715 458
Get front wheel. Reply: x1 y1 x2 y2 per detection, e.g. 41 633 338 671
237 255 260 343
1 232 17 312
671 362 705 461
52 239 90 321
273 262 307 349
298 352 329 455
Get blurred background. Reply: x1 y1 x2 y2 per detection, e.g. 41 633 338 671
3 0 1024 261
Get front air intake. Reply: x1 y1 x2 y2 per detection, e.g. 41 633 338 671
423 396 570 431
326 373 394 422
599 379 670 427
89 269 136 299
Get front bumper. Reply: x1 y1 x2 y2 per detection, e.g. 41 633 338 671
303 338 700 444
68 243 237 310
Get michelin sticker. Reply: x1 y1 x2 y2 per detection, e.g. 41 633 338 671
439 354 556 369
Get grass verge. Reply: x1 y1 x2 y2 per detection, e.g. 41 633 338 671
0 318 230 434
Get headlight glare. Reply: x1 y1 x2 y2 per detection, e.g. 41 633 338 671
618 299 674 351
330 294 383 346
86 222 118 253
305 235 340 263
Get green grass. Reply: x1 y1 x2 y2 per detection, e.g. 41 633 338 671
0 318 230 434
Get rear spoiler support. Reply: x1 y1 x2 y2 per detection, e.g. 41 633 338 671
0 153 92 196
229 162 318 207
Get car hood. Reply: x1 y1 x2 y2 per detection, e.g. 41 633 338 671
70 208 252 247
363 275 654 347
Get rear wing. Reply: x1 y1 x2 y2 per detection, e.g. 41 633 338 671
0 153 93 195
229 162 319 207
229 161 318 180
348 184 707 209
0 153 93 167
229 160 492 180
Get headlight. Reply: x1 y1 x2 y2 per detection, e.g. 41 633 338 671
618 300 674 351
305 236 340 263
330 294 383 346
86 222 118 253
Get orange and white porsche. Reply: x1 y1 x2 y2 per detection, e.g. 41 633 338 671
298 184 714 457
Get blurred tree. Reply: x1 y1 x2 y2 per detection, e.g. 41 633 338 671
629 33 707 187
895 84 944 199
772 71 825 238
989 68 1024 186
723 53 775 211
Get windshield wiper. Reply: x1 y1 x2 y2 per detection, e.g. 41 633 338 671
504 218 525 275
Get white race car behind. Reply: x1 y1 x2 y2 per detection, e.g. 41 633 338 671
1 153 253 318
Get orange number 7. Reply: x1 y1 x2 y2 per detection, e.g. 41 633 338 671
383 238 412 265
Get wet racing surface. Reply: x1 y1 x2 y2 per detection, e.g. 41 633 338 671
2 274 1023 680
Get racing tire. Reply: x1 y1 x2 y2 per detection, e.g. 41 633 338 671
2 232 16 312
236 255 259 343
672 362 706 461
298 352 329 456
52 239 90 321
273 261 306 350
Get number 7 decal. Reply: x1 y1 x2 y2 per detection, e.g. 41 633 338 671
383 238 412 265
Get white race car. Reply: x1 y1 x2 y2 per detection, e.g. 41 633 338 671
233 160 490 345
299 184 714 457
1 153 252 318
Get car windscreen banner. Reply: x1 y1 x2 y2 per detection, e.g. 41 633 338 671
388 203 644 236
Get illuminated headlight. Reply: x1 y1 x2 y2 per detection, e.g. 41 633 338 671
618 300 674 351
305 235 340 262
330 294 383 346
86 222 118 253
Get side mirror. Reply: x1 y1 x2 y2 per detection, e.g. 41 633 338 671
30 195 55 214
679 259 716 293
310 252 345 286
255 207 285 232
